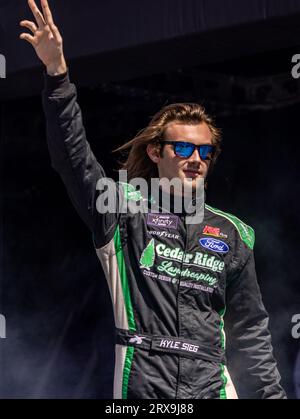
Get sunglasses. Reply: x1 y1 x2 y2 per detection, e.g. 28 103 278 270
160 141 215 160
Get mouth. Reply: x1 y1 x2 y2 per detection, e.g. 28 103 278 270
183 170 201 179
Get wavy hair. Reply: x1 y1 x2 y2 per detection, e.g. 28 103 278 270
113 103 222 182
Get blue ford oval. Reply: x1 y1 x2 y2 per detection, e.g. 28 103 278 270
199 238 229 254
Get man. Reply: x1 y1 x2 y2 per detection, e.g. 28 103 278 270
20 0 286 399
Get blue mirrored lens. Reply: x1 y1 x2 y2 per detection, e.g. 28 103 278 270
199 145 214 160
174 142 195 157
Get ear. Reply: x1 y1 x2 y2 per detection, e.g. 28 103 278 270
147 143 160 164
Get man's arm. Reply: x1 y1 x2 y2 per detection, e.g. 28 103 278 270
42 71 122 247
20 0 121 247
225 244 287 399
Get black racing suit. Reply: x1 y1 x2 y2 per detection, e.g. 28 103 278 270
42 71 286 399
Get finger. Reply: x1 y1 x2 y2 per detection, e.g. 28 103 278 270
40 0 54 25
19 33 36 46
20 20 38 35
49 23 61 42
28 0 46 28
48 31 54 41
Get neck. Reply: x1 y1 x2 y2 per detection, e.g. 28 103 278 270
157 184 205 215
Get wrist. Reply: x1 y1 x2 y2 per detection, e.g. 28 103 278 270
46 57 67 76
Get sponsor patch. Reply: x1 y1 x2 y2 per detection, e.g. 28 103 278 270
148 230 180 240
202 225 228 239
147 213 179 230
199 238 229 254
155 244 225 273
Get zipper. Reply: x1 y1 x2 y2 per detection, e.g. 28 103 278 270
175 214 189 399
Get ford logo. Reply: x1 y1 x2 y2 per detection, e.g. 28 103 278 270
199 238 229 254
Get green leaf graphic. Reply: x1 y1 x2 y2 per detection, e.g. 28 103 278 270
140 239 155 270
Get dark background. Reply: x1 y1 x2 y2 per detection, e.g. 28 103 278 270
0 0 300 398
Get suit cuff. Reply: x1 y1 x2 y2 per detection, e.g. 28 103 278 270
43 70 70 95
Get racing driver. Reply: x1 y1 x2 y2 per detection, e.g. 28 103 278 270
19 0 286 399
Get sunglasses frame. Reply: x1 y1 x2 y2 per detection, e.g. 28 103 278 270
160 140 215 160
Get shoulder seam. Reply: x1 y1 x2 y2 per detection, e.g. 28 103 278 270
205 204 255 250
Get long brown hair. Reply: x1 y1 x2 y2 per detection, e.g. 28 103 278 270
113 103 222 182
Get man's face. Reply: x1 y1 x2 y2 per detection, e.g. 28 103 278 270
147 122 213 192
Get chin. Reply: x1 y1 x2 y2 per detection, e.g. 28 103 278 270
184 177 204 192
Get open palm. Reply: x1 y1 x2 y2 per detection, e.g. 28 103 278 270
20 0 66 74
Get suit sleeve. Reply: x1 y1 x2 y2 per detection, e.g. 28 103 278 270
42 71 122 248
225 243 287 399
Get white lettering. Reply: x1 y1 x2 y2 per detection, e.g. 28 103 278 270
96 178 119 213
292 314 300 339
105 403 140 416
160 339 168 348
182 343 199 353
292 54 300 79
160 339 180 349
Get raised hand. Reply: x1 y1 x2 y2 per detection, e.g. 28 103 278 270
20 0 67 75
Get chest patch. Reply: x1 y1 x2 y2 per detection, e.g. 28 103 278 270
147 213 179 230
199 238 229 254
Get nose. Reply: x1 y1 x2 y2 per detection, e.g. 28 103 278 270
188 147 202 163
